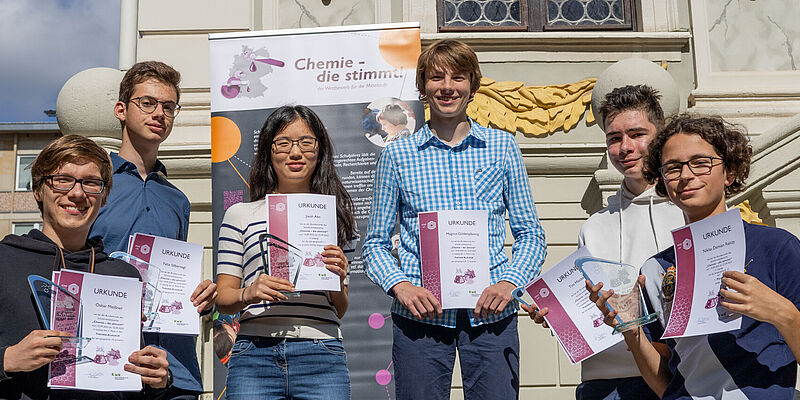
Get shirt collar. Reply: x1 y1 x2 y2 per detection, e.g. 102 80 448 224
110 152 168 177
414 117 487 149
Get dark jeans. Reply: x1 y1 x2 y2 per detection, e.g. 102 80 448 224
392 312 519 400
576 376 659 400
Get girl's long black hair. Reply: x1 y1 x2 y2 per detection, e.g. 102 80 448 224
249 105 356 247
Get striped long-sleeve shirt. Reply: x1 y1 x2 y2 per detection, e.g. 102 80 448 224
363 119 546 328
217 199 343 339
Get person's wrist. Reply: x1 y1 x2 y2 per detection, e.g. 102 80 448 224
773 300 800 331
3 345 18 373
391 281 411 296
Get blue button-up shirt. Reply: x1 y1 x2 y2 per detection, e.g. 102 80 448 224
89 152 201 392
363 120 546 327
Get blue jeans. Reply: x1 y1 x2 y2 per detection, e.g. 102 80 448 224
575 377 659 400
225 336 350 400
392 312 519 400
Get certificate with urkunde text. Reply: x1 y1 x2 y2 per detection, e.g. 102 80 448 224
662 208 745 339
418 210 490 309
48 269 142 392
266 194 341 291
524 247 621 363
129 233 204 335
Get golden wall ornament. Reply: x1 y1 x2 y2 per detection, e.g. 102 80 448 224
467 77 597 136
421 74 762 223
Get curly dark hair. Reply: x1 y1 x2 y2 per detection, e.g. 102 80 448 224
599 85 665 131
249 105 356 247
643 114 752 198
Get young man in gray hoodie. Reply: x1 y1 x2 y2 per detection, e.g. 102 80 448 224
525 85 683 399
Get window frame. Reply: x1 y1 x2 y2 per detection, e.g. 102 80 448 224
15 154 37 192
12 222 42 236
437 0 637 32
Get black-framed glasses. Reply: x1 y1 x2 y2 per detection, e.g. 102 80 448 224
272 137 318 154
130 96 181 118
43 175 106 194
659 156 724 181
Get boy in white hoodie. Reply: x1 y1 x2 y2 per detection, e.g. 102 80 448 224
524 85 683 399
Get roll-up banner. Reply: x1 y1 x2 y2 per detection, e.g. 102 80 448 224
209 23 422 399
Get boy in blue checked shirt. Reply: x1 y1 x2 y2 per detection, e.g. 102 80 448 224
364 39 546 400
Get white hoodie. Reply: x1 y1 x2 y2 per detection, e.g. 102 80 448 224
578 182 685 381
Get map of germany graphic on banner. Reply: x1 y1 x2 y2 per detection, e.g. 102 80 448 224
209 23 422 399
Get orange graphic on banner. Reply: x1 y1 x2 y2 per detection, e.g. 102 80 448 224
378 28 421 70
211 116 249 187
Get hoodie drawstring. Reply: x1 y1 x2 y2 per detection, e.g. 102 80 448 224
649 195 660 251
618 205 624 265
618 187 662 266
55 246 96 273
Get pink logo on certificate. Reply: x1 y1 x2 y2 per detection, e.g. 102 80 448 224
419 212 442 303
140 244 151 255
663 227 696 338
528 279 593 362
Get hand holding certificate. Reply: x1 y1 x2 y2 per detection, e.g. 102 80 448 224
418 210 490 309
46 270 143 392
661 208 745 339
265 194 342 292
513 248 624 364
116 233 205 335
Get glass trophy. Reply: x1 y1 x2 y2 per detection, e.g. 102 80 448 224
27 275 94 373
109 251 163 329
259 233 302 298
574 257 657 334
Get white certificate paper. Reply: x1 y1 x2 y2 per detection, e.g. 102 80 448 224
49 270 142 392
662 209 745 339
129 233 204 335
524 247 621 364
418 210 490 309
266 194 341 291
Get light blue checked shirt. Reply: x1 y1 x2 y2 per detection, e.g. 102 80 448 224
364 119 546 327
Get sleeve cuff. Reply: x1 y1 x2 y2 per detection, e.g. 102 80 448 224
500 269 529 289
382 272 411 296
0 346 11 382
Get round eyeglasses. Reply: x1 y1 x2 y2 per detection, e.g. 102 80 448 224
659 156 724 181
130 96 181 118
271 137 318 154
43 175 106 194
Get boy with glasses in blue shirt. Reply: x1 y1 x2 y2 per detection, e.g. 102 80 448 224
90 61 216 399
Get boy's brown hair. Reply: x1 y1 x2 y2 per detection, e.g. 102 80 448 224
31 135 113 212
416 40 481 103
118 61 181 104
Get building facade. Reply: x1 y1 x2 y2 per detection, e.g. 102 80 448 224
55 1 800 398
